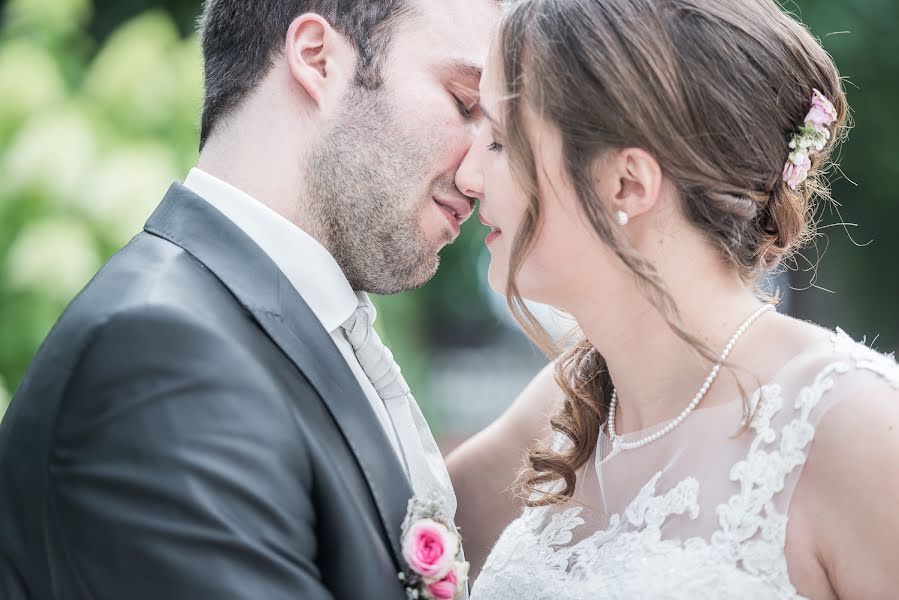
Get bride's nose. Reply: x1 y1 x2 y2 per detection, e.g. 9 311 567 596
455 141 485 201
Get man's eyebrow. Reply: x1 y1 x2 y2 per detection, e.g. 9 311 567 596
440 59 483 83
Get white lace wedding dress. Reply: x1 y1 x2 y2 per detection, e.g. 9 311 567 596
471 329 899 599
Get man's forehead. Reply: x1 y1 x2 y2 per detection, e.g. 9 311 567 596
405 0 497 74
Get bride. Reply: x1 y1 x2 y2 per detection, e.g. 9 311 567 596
447 0 899 598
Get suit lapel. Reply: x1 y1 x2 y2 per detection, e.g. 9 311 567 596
144 183 414 566
254 276 414 565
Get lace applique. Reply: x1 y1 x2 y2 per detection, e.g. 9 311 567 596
626 472 700 531
474 394 809 597
710 381 815 592
832 327 899 388
472 330 898 600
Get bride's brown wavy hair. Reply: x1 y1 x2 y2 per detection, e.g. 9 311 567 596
499 0 849 506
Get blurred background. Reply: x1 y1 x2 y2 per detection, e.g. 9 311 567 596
0 0 897 446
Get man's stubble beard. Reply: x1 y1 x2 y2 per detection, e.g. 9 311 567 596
303 86 450 295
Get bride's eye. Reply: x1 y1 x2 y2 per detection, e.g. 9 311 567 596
487 140 503 152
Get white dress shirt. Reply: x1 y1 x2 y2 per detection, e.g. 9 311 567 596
183 167 404 462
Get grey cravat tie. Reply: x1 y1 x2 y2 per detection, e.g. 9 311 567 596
341 303 458 519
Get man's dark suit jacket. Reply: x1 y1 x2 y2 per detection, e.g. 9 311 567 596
0 183 414 599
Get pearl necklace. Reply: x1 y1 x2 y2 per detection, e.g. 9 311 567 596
608 304 775 450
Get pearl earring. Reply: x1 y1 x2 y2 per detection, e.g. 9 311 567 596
616 210 629 226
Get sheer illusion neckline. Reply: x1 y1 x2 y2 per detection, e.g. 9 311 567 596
600 331 834 444
472 326 899 600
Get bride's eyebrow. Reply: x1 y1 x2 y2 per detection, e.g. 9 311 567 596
478 103 498 125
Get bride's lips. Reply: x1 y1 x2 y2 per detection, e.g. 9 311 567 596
433 196 473 236
479 213 502 246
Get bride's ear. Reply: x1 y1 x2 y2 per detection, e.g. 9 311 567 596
285 14 353 109
593 148 664 223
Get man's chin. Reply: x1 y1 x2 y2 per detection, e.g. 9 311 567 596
396 252 441 293
356 252 440 296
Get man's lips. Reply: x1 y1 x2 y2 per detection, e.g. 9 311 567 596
433 196 474 226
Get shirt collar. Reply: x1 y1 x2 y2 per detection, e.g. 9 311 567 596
183 167 361 332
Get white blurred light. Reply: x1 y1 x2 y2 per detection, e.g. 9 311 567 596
0 41 67 133
82 12 182 130
0 373 9 420
6 217 102 302
5 0 92 35
78 143 180 246
1 108 99 204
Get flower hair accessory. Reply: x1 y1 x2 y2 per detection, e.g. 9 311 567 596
398 492 469 600
782 88 838 190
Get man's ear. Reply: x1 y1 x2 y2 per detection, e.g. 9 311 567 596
593 148 663 223
284 13 350 109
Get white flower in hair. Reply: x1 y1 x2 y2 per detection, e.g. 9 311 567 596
782 89 838 190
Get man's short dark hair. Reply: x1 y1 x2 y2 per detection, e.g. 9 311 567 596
198 0 414 148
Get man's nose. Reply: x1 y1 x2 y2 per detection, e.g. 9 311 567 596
455 144 484 201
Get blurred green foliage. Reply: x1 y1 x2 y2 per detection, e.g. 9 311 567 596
0 0 202 419
783 0 899 350
1 0 897 423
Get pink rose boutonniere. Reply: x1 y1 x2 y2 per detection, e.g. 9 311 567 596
398 493 468 600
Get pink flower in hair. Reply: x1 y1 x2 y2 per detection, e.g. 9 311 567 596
782 89 837 190
804 89 838 128
783 152 812 190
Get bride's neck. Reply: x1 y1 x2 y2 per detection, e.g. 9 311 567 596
564 255 763 434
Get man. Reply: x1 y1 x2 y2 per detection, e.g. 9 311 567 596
0 0 496 597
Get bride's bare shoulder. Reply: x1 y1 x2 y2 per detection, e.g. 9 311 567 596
795 327 899 597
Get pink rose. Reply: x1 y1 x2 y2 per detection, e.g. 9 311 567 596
782 153 811 189
426 561 469 600
402 519 458 580
427 568 459 600
804 89 837 128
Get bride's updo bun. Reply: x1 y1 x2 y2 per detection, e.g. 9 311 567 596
499 0 848 504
